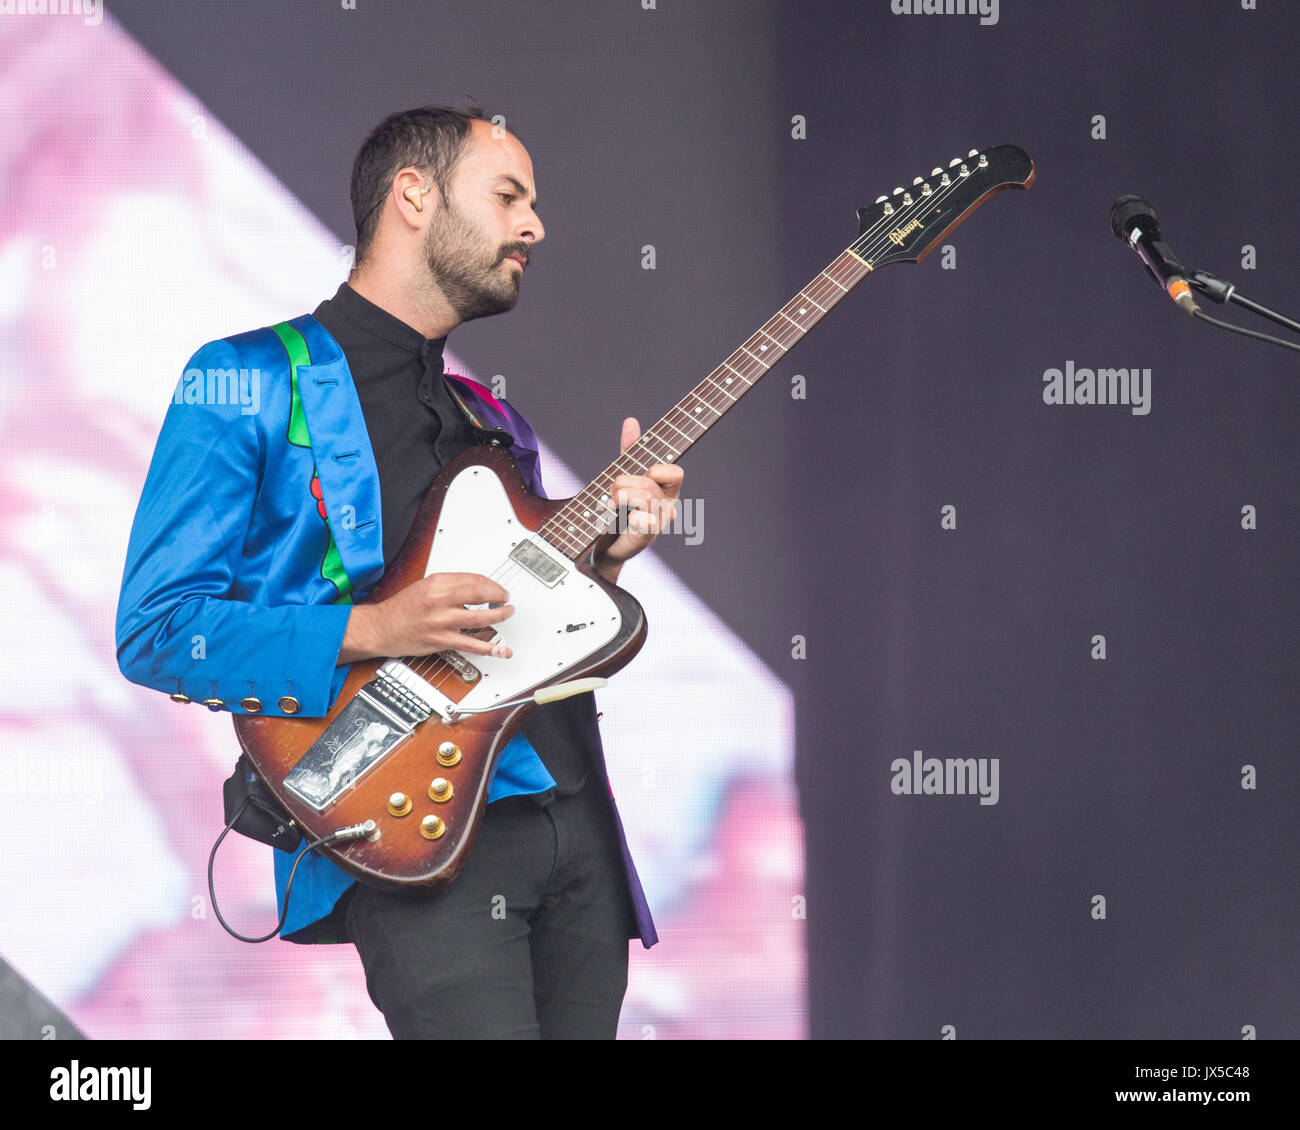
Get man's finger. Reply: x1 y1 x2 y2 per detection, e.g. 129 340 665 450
457 603 515 627
619 416 640 453
447 632 513 660
435 574 510 606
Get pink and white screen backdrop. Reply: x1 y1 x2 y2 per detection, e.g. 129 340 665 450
0 14 803 1039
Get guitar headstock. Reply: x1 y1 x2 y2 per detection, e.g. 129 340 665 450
854 144 1034 268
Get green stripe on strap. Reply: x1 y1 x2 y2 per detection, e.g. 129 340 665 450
269 320 353 604
271 320 313 448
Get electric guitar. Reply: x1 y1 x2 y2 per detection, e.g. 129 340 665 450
233 144 1036 888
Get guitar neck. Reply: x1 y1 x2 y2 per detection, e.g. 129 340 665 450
541 247 873 561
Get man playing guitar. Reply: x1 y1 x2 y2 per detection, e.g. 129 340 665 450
116 103 681 1039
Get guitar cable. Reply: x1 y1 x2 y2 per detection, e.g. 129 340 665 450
207 796 374 943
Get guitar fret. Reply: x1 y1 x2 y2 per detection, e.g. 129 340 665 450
711 373 740 400
642 436 676 464
826 262 859 288
641 432 672 456
784 304 821 328
691 392 722 418
661 414 695 446
544 243 875 560
681 394 714 421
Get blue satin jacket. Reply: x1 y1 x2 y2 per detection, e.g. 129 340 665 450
115 315 658 946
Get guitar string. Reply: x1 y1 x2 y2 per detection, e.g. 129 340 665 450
397 240 861 690
395 162 980 697
398 166 970 694
524 163 973 559
398 164 975 693
540 160 978 556
529 169 969 559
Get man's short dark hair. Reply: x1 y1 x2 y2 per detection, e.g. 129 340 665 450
350 102 492 264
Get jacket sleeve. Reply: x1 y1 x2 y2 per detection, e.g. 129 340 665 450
115 338 352 717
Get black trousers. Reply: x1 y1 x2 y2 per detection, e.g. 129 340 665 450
344 773 637 1039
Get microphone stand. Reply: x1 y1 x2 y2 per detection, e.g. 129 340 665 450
1184 267 1300 354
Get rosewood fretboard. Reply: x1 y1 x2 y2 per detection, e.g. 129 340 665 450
540 249 872 559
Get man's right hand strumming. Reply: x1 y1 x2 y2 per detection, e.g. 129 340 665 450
338 572 515 664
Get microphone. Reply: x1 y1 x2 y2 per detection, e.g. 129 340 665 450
1110 195 1200 316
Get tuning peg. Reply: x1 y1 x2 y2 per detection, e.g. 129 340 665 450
912 176 923 186
875 195 888 204
949 158 962 168
968 149 979 158
893 186 905 195
931 167 943 176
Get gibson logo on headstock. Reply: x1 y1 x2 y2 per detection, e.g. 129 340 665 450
888 218 925 246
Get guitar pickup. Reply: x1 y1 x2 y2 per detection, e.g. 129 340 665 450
440 647 482 683
508 538 567 587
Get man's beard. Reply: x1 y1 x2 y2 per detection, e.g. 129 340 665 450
423 202 521 323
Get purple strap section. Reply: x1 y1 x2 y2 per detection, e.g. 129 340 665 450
444 373 546 499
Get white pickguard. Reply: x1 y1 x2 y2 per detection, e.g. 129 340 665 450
390 463 621 717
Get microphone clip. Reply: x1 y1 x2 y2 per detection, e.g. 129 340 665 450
1188 269 1236 306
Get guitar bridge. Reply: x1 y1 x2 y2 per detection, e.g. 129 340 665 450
370 667 436 726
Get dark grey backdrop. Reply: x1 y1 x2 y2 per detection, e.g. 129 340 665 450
111 0 1299 1038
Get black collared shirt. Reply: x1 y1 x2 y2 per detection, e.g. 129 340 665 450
314 282 474 566
313 282 588 792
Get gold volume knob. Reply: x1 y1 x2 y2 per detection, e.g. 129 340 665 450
420 814 445 840
387 792 412 817
436 741 462 767
428 778 454 803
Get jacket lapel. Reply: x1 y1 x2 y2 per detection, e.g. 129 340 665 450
290 316 386 598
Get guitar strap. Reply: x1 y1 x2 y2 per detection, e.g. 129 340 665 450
269 321 354 605
266 321 518 592
442 373 517 449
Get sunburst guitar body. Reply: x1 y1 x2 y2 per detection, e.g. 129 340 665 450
234 443 645 890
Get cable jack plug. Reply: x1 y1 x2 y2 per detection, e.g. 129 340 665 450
329 819 379 844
